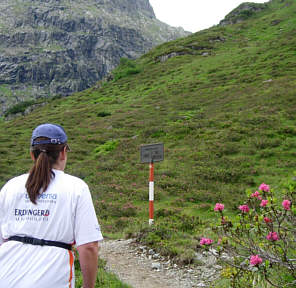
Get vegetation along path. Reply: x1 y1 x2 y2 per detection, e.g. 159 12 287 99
99 239 222 288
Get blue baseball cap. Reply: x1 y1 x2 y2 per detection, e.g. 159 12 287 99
31 123 68 146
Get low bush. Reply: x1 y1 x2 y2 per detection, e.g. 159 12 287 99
97 111 111 117
94 140 119 156
112 58 142 81
4 100 35 116
200 179 296 287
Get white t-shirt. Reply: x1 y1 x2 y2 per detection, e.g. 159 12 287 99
0 169 103 288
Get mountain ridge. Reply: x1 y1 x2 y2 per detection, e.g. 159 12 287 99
0 0 189 115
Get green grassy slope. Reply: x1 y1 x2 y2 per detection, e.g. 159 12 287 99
1 0 296 263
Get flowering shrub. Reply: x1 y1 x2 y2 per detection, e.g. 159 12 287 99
251 191 261 199
259 183 270 192
260 199 268 207
263 217 272 223
282 199 291 211
214 203 225 212
266 231 279 241
250 255 263 266
202 180 296 287
238 204 249 213
200 237 213 245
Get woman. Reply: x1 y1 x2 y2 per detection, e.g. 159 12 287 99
0 123 103 288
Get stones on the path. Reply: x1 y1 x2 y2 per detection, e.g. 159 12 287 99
194 251 217 267
151 262 162 270
135 241 223 286
101 239 223 288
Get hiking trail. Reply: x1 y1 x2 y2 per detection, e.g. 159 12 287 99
99 239 222 288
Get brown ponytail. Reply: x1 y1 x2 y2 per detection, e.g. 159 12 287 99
25 137 66 204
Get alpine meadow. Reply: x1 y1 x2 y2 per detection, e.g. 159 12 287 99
1 0 296 286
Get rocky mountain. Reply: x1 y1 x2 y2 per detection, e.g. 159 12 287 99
0 0 189 115
219 1 269 26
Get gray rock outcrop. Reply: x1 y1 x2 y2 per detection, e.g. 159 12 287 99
219 2 268 26
0 0 190 115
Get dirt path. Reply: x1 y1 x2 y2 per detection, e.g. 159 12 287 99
99 239 222 288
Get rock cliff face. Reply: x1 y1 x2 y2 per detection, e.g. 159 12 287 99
0 0 189 115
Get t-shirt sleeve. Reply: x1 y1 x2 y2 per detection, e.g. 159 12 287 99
74 184 103 246
0 185 5 245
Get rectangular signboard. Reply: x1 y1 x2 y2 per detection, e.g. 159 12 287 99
140 143 164 163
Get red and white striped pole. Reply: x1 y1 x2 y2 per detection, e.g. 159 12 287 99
149 161 154 225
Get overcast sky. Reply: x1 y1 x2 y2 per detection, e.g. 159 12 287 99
149 0 268 32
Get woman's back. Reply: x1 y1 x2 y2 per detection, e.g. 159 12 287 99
0 169 102 288
0 123 102 288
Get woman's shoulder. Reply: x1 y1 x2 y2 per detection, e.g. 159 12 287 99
3 173 28 188
1 173 28 194
63 173 89 189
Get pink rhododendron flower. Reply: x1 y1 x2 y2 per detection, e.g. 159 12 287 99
239 204 250 213
282 200 291 210
259 183 270 192
260 199 268 207
266 231 279 241
250 255 263 266
264 217 272 223
200 237 213 245
214 203 225 211
251 191 261 198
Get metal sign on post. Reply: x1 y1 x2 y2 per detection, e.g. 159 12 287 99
140 143 164 225
140 143 164 164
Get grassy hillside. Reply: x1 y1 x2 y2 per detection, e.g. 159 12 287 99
1 0 296 271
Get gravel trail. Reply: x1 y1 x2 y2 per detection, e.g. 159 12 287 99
99 239 222 288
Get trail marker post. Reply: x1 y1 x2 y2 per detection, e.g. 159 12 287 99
140 143 164 225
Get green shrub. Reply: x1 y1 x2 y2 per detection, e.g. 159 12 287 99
178 248 196 265
94 140 119 156
112 58 142 81
4 100 35 116
97 111 111 117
